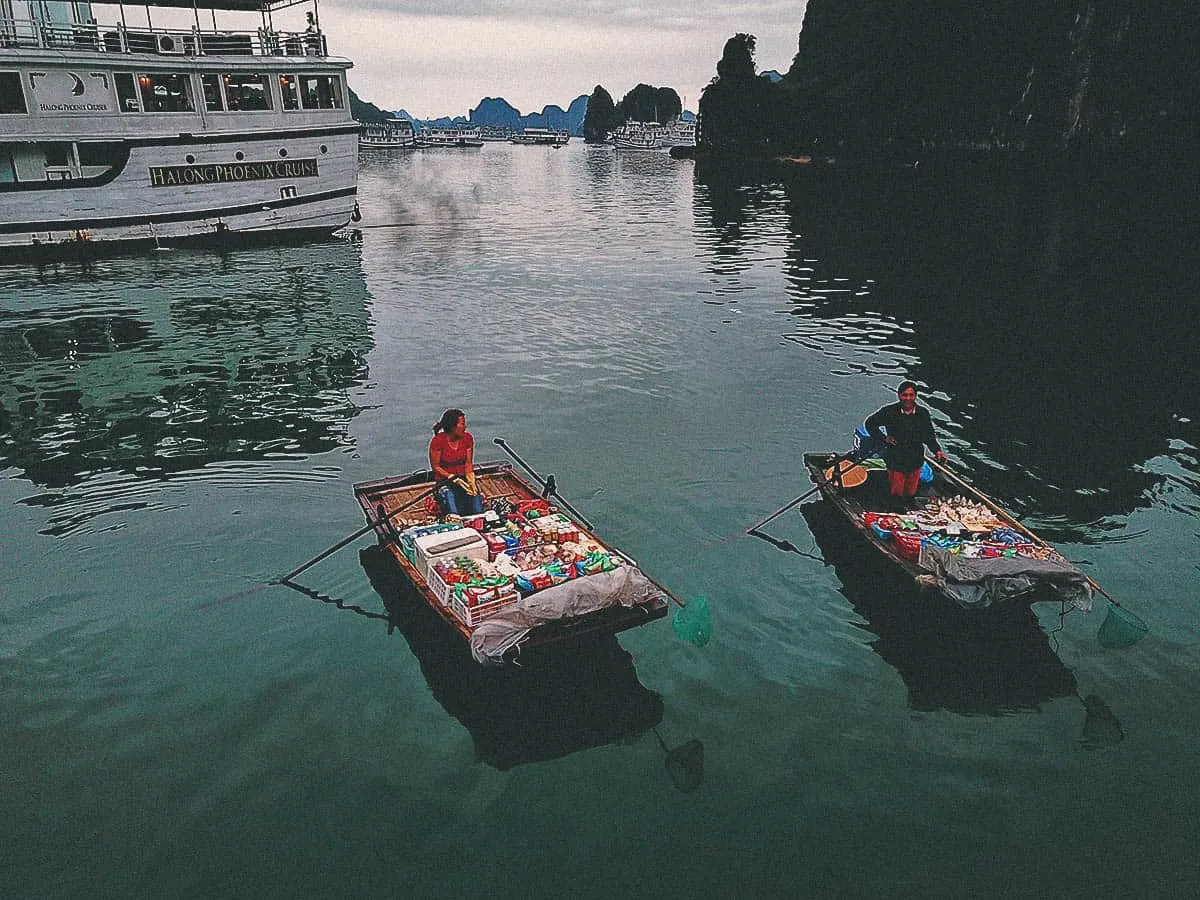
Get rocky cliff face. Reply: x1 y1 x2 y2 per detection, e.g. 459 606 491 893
702 2 1199 163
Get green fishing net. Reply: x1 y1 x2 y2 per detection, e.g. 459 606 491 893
672 594 711 647
1097 602 1148 649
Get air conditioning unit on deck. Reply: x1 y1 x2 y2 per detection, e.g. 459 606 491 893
156 32 185 55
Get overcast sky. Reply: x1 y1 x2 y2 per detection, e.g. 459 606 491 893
318 1 809 117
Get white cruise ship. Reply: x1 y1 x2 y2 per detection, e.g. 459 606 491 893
0 0 359 256
360 119 415 149
664 118 697 149
414 126 483 148
510 127 569 146
611 119 695 151
611 121 666 151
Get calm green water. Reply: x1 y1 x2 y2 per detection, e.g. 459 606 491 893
3 144 1198 898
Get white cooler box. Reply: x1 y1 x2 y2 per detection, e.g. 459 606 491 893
412 528 488 579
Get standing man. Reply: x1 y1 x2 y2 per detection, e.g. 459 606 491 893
864 381 947 511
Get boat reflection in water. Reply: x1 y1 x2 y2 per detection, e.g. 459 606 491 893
0 239 372 498
798 501 1079 715
359 545 665 770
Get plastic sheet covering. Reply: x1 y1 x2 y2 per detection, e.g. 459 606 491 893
917 545 1094 611
468 565 664 664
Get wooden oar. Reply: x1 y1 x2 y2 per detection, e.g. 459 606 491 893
924 454 1134 612
492 437 595 529
492 438 691 610
746 488 822 535
273 486 434 584
745 451 857 535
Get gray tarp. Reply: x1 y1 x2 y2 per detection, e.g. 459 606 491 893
468 565 663 664
917 545 1094 611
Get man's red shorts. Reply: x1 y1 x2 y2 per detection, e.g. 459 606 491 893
888 468 921 497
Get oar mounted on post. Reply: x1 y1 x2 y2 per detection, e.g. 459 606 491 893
492 437 695 622
492 437 594 529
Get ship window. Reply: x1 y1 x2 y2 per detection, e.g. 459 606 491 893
138 73 194 113
0 72 27 114
115 73 140 112
77 141 125 177
45 143 70 167
201 74 224 112
43 141 73 179
77 142 123 166
279 74 299 111
299 74 342 110
223 73 272 111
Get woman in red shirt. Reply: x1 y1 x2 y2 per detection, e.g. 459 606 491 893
429 408 484 516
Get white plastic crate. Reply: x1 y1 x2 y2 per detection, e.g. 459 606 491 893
425 565 455 607
449 587 520 628
429 564 519 615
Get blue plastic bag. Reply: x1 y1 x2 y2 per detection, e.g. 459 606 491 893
853 425 884 460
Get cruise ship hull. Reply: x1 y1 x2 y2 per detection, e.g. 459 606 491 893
1 128 359 251
0 2 359 256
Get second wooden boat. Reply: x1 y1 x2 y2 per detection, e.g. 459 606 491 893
801 451 1099 612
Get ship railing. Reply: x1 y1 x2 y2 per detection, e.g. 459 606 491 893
0 17 327 58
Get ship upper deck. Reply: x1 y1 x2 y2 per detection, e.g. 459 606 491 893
0 0 341 64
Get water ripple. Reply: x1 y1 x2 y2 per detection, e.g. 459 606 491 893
18 463 341 537
1 242 372 490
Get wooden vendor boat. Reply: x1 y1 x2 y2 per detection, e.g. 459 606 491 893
353 459 670 663
801 451 1100 613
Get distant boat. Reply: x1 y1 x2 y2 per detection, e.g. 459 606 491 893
614 118 700 152
359 119 415 149
415 126 484 148
612 121 666 151
663 119 697 149
612 119 696 152
510 127 570 147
